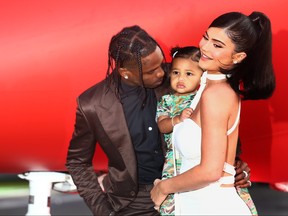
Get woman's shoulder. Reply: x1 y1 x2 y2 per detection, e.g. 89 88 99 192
202 83 237 111
205 82 235 98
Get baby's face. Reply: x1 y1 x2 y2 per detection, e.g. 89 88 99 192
170 58 203 96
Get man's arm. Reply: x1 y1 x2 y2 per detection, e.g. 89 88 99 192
66 102 114 215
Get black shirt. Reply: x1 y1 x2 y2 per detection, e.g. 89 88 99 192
120 82 164 184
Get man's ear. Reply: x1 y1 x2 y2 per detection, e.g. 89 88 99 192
232 52 247 64
119 67 129 80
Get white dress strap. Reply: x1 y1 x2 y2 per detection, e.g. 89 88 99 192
227 101 241 135
189 71 207 110
223 162 236 175
219 162 236 185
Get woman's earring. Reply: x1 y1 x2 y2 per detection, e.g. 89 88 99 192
233 60 238 64
124 75 128 79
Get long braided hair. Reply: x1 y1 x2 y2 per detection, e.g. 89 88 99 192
105 25 166 102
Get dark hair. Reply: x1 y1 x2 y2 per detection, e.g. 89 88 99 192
210 11 275 100
170 46 201 63
106 25 166 98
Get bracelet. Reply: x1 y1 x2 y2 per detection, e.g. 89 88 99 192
171 116 175 127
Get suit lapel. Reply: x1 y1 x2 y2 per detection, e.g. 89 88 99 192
96 88 137 183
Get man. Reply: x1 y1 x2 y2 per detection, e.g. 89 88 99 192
66 25 252 216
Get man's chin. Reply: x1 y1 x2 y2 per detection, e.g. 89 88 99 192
146 81 163 89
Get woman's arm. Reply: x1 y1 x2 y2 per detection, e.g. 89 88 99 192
151 87 230 205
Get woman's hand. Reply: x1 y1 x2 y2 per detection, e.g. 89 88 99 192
150 179 168 210
234 158 252 188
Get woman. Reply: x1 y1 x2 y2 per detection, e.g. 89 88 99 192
151 11 275 215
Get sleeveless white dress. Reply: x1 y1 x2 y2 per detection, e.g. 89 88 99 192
171 72 252 215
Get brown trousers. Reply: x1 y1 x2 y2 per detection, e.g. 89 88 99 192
116 184 160 216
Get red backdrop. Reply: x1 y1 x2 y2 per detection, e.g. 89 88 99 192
0 0 287 183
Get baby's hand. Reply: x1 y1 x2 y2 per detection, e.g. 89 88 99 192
180 108 193 121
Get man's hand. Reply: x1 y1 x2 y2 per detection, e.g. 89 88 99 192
234 159 252 188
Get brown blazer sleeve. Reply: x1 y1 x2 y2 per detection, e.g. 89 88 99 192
66 99 114 215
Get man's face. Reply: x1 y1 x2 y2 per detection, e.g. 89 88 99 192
123 46 165 88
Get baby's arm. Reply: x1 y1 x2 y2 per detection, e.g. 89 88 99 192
157 115 174 134
157 108 193 133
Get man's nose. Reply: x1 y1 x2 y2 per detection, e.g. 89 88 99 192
157 69 165 78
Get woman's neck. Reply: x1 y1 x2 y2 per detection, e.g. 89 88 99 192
206 73 227 80
205 71 228 84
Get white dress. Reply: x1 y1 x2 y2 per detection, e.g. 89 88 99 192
171 72 252 215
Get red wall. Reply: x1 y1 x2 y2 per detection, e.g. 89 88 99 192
0 0 287 183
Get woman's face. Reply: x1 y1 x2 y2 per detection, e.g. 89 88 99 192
198 27 236 72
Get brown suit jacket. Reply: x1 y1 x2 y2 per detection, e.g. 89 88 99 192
66 73 170 215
